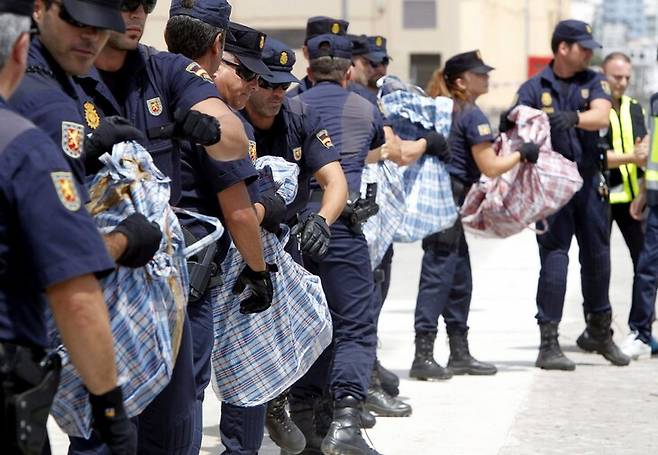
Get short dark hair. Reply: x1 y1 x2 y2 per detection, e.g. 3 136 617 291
602 51 631 68
164 15 223 60
309 56 351 83
550 37 576 54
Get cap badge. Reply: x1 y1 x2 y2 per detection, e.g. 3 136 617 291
476 50 482 60
280 51 289 65
375 36 383 47
331 23 340 34
541 92 552 107
51 171 81 211
259 35 265 49
293 147 302 161
147 97 163 117
83 101 100 130
61 121 84 158
586 24 592 34
248 141 257 163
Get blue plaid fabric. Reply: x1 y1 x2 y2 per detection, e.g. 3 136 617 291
361 161 405 269
254 156 300 205
210 227 332 406
48 142 210 437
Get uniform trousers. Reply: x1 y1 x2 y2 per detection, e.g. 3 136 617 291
630 205 658 343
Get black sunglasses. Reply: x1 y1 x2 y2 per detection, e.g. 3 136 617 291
222 59 259 82
121 0 157 14
369 58 390 68
53 1 89 28
258 79 291 91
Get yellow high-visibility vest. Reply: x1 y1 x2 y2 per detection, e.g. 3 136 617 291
608 95 641 204
646 93 658 202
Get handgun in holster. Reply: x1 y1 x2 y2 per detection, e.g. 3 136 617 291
1 343 61 455
182 228 221 303
343 183 379 234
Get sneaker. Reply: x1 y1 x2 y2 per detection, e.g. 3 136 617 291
620 332 651 360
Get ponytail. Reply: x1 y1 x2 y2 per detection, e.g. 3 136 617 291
425 67 469 109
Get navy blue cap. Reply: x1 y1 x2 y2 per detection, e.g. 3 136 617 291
0 0 34 16
348 34 369 57
225 22 272 76
62 0 125 32
364 35 391 64
444 50 494 80
261 37 300 84
552 19 601 49
307 34 352 60
169 0 232 30
305 16 349 43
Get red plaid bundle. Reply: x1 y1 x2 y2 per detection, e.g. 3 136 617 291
461 106 583 237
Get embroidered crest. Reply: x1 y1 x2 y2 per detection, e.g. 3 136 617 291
147 97 163 116
541 92 552 106
293 147 302 161
601 80 611 95
259 35 265 49
83 101 100 129
61 121 84 158
248 141 257 163
185 62 214 83
280 52 288 65
51 171 81 211
316 129 334 148
581 88 590 99
477 124 491 136
331 23 340 34
375 36 383 47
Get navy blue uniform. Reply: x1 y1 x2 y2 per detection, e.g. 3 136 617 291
516 64 612 323
286 76 312 97
415 102 494 337
292 81 384 402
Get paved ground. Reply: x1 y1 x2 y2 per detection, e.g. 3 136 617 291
49 225 658 454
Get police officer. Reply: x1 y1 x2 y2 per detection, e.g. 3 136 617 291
505 20 630 370
596 52 653 358
286 16 349 97
242 37 348 453
0 1 136 453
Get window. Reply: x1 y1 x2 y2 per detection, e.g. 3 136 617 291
409 53 441 89
403 0 437 29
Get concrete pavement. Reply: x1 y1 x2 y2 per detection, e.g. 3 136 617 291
49 225 658 454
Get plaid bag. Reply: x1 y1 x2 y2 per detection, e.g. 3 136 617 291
49 142 222 437
460 106 583 237
361 161 405 269
254 155 300 204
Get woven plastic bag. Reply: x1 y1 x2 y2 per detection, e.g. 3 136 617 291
49 142 222 437
460 106 583 237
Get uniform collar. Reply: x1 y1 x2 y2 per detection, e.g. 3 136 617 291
540 60 588 86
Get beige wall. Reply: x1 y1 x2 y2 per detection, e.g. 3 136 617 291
143 0 570 111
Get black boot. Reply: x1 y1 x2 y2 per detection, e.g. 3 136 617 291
535 322 576 371
375 359 399 397
447 330 497 375
365 366 412 417
320 396 381 455
409 332 453 380
267 393 306 454
360 409 376 429
576 311 630 366
281 399 323 455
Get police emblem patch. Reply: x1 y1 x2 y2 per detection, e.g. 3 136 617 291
280 51 288 65
248 141 257 163
331 23 340 34
147 97 163 116
185 62 214 83
375 36 383 47
541 92 552 106
259 35 265 49
51 171 81 211
581 88 590 99
61 121 84 158
293 147 302 161
316 129 334 148
83 101 100 129
477 124 491 136
601 80 611 95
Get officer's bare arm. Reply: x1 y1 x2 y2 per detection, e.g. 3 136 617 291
190 98 249 161
103 231 128 261
471 141 522 178
575 98 612 131
47 274 118 395
218 183 266 272
314 161 348 225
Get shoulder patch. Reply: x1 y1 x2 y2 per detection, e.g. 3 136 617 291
147 97 163 116
51 171 81 211
477 124 491 136
83 101 100 129
185 62 214 84
601 80 611 95
248 140 257 163
316 129 334 148
293 147 302 161
61 121 84 159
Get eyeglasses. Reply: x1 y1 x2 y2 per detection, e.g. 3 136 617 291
258 79 291 91
222 59 259 82
121 0 157 14
53 0 89 28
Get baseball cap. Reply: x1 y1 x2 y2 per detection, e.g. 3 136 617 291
444 50 494 80
62 0 125 32
348 34 369 57
552 19 601 49
307 34 352 60
225 22 272 76
364 35 391 64
169 0 232 30
260 37 300 84
0 0 34 16
305 16 349 43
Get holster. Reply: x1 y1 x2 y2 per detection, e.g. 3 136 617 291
0 343 61 455
341 189 380 235
182 227 222 303
422 177 469 254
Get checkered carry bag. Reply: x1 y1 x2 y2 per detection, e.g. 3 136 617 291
460 106 583 237
48 142 223 437
361 161 405 269
254 155 300 204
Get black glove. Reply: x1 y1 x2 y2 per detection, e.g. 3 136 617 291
291 213 331 260
518 142 540 164
548 111 579 131
259 193 287 234
113 213 162 268
84 116 146 174
173 108 221 146
232 263 278 314
498 109 515 133
89 386 137 455
423 131 450 162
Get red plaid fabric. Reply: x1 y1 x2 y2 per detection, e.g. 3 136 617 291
461 106 583 237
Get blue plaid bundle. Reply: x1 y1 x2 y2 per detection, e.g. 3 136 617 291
361 161 405 269
254 155 300 204
48 142 199 437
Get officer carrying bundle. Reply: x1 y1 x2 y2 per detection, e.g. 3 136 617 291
460 106 583 237
210 157 332 406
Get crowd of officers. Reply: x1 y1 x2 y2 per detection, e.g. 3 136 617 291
0 0 655 454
